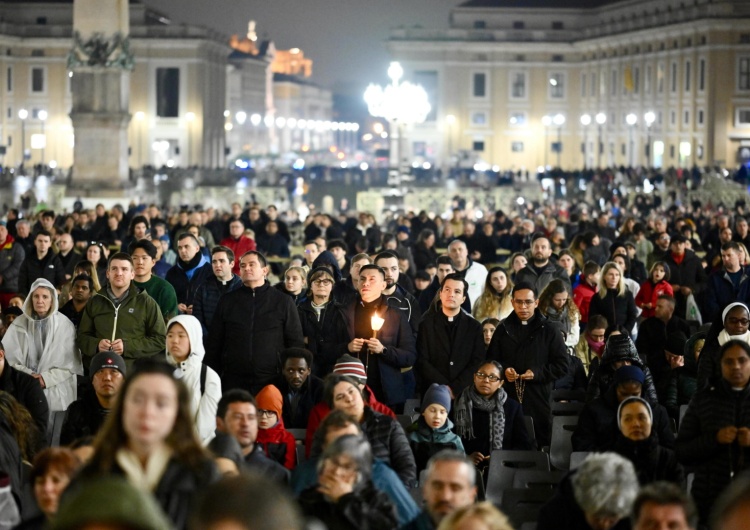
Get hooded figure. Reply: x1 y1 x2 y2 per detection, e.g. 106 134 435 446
4 278 82 414
165 314 222 443
586 333 659 403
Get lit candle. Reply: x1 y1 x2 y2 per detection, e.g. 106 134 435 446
371 313 385 338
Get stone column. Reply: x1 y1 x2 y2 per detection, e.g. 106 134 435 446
68 0 133 190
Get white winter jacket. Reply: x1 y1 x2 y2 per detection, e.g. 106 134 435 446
165 314 221 444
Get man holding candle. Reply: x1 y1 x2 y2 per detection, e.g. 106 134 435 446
374 251 422 334
342 264 417 412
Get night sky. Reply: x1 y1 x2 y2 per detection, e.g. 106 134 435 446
142 0 460 98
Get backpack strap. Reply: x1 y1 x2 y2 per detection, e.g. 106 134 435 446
200 363 208 396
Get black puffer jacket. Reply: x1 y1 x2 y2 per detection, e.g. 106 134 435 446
17 250 65 293
589 290 638 335
676 379 750 521
298 479 398 530
361 407 417 488
297 299 350 378
586 334 659 403
573 385 675 452
612 431 684 485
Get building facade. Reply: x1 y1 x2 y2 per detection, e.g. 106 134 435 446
388 0 750 170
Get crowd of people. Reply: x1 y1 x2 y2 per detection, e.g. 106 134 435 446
1 189 750 530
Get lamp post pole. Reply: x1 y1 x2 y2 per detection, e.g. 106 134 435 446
38 110 48 165
580 114 591 169
18 108 28 173
185 112 195 167
446 114 456 170
542 115 552 169
595 112 607 168
553 113 565 168
626 113 637 167
644 111 655 169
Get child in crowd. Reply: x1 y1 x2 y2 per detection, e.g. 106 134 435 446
573 261 600 326
408 383 464 473
635 261 673 319
255 384 297 470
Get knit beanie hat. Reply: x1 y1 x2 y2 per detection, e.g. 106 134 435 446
614 365 645 386
422 383 452 413
255 384 283 419
617 396 653 430
50 476 171 530
333 354 367 383
89 351 127 380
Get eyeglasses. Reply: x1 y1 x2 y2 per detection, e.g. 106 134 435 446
313 279 333 286
257 410 276 418
727 318 750 326
513 299 535 306
475 372 501 383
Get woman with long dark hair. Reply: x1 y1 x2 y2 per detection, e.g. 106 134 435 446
413 229 439 272
73 360 220 529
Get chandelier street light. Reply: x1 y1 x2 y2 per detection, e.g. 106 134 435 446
580 114 591 168
595 112 607 168
364 61 431 182
644 111 656 168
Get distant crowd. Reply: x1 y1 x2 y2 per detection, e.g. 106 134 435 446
1 189 750 530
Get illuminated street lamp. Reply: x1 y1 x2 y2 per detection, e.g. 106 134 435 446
595 112 607 168
644 111 656 168
364 61 431 182
626 113 637 167
580 114 591 168
553 113 565 168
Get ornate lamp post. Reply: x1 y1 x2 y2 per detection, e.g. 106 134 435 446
364 61 431 185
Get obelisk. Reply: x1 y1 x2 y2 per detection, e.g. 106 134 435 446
68 0 133 189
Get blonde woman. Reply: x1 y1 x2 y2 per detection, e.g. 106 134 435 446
473 267 513 322
588 262 638 334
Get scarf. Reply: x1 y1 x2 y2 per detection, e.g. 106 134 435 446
670 251 685 265
177 251 203 273
718 329 750 346
454 385 507 451
586 334 605 357
115 445 173 492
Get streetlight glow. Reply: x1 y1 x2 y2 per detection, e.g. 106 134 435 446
542 115 552 126
38 110 48 121
626 113 637 126
595 112 607 125
236 111 247 125
580 114 591 126
18 109 28 120
644 111 656 126
553 113 565 126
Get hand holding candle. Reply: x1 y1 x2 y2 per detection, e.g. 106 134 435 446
371 313 385 338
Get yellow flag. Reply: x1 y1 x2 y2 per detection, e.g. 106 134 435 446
624 65 634 93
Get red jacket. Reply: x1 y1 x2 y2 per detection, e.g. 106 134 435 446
635 279 674 319
573 281 597 323
304 386 395 456
219 236 257 274
256 418 297 470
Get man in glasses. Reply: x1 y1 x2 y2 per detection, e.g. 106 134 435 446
416 273 485 397
487 281 568 446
